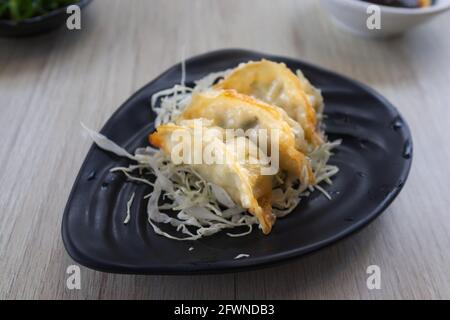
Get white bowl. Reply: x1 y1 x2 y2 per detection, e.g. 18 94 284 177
319 0 450 38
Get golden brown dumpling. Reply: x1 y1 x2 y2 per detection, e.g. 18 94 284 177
296 69 324 115
178 89 315 185
215 59 323 146
149 120 275 234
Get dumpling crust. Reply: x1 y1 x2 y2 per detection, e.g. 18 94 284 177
149 121 275 234
215 59 323 146
178 89 315 185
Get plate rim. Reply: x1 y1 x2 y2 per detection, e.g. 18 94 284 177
62 48 413 275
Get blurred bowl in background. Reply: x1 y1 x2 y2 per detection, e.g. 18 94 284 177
0 0 92 37
319 0 450 38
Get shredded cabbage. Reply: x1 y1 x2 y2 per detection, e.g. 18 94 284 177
123 192 135 225
84 126 259 240
83 65 340 241
150 69 231 127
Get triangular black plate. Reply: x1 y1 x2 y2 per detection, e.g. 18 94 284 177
62 49 412 275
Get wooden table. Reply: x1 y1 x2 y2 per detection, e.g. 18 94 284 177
1 0 450 300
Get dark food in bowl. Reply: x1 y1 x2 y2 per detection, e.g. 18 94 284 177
0 0 77 21
360 0 434 8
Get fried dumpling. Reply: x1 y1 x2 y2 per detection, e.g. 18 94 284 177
296 69 324 114
215 59 323 146
178 89 315 185
149 120 275 234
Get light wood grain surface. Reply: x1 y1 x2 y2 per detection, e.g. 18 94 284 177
1 0 450 300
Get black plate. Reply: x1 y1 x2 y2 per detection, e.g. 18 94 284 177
62 49 412 275
0 0 91 37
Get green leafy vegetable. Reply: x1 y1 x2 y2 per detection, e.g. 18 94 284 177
0 1 9 17
0 0 77 21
